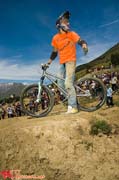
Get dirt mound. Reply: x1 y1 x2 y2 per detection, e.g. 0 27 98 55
0 105 119 180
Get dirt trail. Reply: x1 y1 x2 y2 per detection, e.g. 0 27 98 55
0 105 119 180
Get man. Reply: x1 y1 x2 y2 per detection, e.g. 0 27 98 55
48 11 88 114
106 83 114 107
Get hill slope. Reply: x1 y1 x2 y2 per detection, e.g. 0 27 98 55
76 43 119 77
0 101 119 180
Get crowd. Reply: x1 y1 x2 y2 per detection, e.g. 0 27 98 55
93 71 119 90
93 71 119 107
0 88 66 120
0 102 22 120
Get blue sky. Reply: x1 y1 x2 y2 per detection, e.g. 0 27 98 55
0 0 119 82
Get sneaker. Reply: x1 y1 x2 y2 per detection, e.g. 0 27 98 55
65 106 78 114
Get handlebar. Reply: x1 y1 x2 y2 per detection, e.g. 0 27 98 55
41 63 49 71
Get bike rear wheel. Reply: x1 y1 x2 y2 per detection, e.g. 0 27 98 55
75 77 106 112
20 84 54 117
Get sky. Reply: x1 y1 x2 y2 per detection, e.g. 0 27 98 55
0 0 119 82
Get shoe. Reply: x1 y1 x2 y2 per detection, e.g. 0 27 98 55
65 106 78 114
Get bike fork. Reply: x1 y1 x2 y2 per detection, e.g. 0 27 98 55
35 82 42 103
36 76 45 103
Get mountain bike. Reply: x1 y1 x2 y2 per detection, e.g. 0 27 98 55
20 64 106 118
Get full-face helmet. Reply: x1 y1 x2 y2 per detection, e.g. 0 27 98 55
56 11 71 32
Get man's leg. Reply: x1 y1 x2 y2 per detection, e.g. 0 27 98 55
57 64 65 92
65 61 78 110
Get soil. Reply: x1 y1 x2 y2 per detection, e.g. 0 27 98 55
0 96 119 180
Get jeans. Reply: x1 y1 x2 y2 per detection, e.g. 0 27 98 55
57 61 77 108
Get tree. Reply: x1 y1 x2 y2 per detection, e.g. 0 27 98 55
111 53 119 66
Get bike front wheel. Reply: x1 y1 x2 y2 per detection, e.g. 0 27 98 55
20 84 54 117
75 77 106 112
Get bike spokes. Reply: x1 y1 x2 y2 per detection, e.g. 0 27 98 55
21 84 54 117
75 78 106 112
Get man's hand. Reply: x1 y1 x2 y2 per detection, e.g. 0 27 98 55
47 59 52 65
82 44 88 55
77 39 88 55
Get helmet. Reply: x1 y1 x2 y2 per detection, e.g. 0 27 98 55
56 11 71 31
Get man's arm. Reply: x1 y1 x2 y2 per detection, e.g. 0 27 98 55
48 47 58 65
77 39 88 55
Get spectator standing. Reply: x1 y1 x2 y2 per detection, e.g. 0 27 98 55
15 102 22 117
7 105 14 118
111 74 118 91
0 105 6 120
0 105 2 120
106 84 114 107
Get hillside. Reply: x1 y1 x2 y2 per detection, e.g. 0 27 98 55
0 95 119 180
76 43 119 78
0 83 25 99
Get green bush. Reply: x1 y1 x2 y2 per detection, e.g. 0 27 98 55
111 53 119 66
90 120 112 135
115 101 119 107
0 96 20 104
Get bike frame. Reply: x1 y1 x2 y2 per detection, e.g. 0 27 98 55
39 66 91 99
40 68 68 97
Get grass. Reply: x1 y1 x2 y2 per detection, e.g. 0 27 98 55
90 120 112 136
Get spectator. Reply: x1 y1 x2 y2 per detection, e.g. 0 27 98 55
111 74 118 91
0 105 6 120
106 84 114 107
7 105 14 118
0 104 2 120
15 102 22 116
1 106 6 119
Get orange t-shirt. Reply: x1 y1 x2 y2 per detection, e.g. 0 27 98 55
51 31 80 64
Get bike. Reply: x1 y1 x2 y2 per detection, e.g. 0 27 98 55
20 64 106 118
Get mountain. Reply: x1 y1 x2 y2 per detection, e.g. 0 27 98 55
0 83 25 99
76 43 119 78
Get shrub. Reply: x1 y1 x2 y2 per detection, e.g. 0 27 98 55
115 101 119 107
111 53 119 66
90 120 112 135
